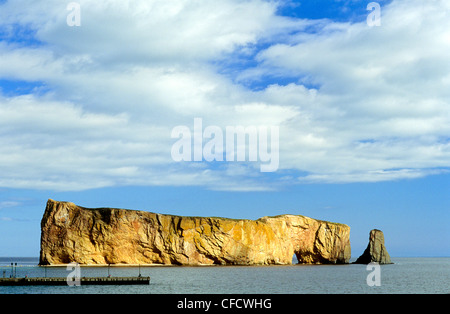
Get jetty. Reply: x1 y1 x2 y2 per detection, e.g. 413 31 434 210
0 276 150 286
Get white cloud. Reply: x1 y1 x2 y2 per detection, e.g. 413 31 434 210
0 0 449 191
0 201 20 209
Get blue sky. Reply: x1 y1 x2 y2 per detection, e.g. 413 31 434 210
0 0 449 258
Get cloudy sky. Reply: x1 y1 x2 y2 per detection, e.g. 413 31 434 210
0 0 449 257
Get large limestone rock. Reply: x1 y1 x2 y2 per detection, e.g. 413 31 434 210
39 199 351 266
354 229 392 264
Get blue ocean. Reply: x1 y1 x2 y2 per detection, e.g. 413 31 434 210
0 257 448 294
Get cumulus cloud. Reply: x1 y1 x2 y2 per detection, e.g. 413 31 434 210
250 0 450 182
0 0 449 190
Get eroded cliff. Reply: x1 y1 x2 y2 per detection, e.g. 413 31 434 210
354 229 392 264
39 199 351 265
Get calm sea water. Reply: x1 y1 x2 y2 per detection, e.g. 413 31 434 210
0 257 448 294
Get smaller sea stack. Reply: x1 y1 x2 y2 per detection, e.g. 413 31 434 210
354 229 392 264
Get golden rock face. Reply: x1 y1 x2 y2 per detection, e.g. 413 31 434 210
39 199 351 265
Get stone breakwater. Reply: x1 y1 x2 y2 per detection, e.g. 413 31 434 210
39 199 351 266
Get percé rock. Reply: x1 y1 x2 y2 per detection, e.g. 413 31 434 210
354 229 392 264
39 199 351 266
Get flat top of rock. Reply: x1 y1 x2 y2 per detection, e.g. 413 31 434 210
46 199 349 227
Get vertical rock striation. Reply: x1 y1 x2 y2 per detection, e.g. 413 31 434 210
40 199 351 265
354 229 392 264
